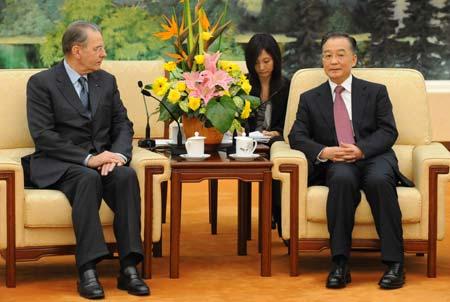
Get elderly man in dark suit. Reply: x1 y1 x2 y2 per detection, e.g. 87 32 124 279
289 32 412 289
24 21 149 299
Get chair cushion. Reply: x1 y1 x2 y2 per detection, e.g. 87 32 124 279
306 186 422 224
392 145 414 181
24 189 114 228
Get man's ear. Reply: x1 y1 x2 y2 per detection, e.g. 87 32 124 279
352 54 357 68
71 45 81 59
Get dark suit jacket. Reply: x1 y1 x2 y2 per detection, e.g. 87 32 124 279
25 61 134 188
288 76 413 187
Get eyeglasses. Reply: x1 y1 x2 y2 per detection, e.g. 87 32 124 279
322 53 350 62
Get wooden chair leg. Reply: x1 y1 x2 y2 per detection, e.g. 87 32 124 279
426 165 448 277
161 181 168 224
2 172 16 287
209 179 218 234
6 247 16 288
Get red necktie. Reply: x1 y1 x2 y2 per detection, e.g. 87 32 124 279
333 86 354 144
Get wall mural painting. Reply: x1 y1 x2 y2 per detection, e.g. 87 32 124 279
0 0 449 79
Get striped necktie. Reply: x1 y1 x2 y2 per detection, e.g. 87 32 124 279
78 77 90 111
333 85 354 144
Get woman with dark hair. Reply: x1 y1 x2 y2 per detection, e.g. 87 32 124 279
244 33 290 238
245 33 290 140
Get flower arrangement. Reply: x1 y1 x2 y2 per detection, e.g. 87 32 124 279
148 52 259 133
146 0 260 134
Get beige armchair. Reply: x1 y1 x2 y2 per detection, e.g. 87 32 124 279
271 68 450 277
0 61 171 288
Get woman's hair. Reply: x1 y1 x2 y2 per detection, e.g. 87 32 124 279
244 33 283 94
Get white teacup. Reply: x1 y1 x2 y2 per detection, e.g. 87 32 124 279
185 131 205 157
235 133 257 156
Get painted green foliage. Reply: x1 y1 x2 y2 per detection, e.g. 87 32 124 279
0 0 59 36
40 0 169 66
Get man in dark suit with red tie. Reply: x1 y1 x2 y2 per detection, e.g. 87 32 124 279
24 21 149 298
288 32 412 289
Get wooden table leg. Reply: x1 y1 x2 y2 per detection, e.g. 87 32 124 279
261 171 272 277
258 183 262 253
237 180 247 255
170 172 182 278
209 179 218 234
244 182 252 240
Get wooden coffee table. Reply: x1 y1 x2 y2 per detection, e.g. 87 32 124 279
169 151 273 278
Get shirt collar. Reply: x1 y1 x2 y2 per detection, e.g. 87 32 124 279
63 59 87 85
328 74 352 94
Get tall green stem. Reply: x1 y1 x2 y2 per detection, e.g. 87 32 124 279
217 0 229 51
198 9 204 54
184 0 194 53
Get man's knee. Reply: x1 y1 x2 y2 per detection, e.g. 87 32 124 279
365 173 395 191
67 166 102 188
327 164 359 188
110 166 137 184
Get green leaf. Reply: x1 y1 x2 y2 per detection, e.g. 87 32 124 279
178 100 189 113
229 118 242 133
205 96 236 133
241 94 260 109
158 98 181 122
229 85 241 96
232 96 244 109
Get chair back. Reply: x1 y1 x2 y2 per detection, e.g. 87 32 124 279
284 68 432 146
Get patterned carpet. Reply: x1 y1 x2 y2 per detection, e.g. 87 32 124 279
1 181 450 301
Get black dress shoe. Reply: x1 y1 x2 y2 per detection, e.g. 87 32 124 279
77 269 104 299
326 263 351 289
117 266 150 296
379 262 405 289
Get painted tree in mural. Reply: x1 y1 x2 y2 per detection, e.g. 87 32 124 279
247 0 302 33
240 0 328 75
40 0 169 66
283 0 329 75
326 4 354 33
365 0 403 67
397 0 444 79
440 0 450 79
351 0 370 33
0 0 60 36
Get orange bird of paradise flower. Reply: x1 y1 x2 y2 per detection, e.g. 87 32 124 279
154 15 184 41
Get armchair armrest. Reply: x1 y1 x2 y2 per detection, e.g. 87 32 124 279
130 147 170 240
412 142 450 240
129 147 170 279
270 141 308 241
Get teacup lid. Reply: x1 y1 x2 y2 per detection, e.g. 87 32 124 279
235 131 250 140
188 131 205 140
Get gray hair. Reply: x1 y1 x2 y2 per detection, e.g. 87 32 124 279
62 21 101 55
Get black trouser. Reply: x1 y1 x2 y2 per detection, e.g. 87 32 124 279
272 179 282 237
50 165 144 268
308 155 404 263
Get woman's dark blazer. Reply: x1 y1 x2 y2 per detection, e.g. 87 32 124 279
247 76 290 136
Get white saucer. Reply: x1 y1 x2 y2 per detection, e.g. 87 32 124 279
179 154 210 161
229 153 260 161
